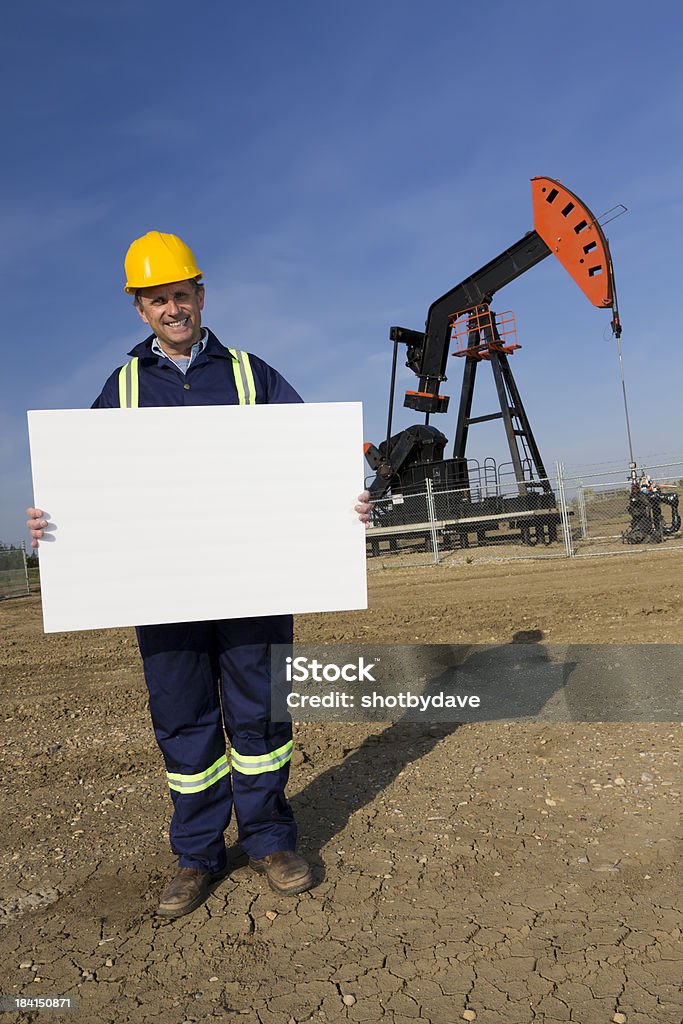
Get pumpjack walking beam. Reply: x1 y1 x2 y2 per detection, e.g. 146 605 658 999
401 231 551 417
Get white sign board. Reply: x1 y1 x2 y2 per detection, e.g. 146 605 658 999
28 403 367 633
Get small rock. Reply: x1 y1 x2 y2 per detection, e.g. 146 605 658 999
612 1013 627 1023
19 961 33 970
265 910 278 921
463 1011 477 1021
342 994 356 1006
105 958 114 967
209 976 219 982
614 777 626 786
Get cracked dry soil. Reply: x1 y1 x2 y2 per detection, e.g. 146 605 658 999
0 551 681 1024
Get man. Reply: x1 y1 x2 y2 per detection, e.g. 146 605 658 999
27 231 372 919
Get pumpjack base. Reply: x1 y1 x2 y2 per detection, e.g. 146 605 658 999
366 483 564 558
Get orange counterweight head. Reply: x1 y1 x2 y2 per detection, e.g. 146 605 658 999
531 176 614 309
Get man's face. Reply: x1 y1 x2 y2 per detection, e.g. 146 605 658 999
135 279 204 354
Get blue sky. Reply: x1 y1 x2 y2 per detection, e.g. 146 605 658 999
2 1 683 545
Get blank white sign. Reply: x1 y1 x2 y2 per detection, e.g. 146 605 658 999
28 403 367 632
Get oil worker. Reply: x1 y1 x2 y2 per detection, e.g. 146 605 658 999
27 231 372 919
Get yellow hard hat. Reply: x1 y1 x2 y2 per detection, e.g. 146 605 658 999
124 231 203 293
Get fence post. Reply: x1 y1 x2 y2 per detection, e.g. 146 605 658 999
576 479 588 540
555 461 575 558
425 478 440 564
21 541 30 594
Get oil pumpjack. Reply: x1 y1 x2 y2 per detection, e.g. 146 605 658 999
365 176 626 547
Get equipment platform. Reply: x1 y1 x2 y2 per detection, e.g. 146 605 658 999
366 507 566 554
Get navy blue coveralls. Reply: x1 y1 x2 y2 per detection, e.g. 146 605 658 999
92 330 301 871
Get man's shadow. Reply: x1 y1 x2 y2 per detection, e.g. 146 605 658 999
272 630 576 880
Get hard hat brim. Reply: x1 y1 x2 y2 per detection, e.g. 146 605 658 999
124 273 203 294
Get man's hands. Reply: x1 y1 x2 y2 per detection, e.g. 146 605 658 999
26 497 372 548
355 490 372 525
26 507 48 548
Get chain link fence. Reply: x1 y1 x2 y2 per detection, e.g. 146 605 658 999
366 459 683 568
0 547 29 599
366 471 571 568
565 460 683 557
365 489 439 568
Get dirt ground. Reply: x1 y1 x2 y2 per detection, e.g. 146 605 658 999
0 550 681 1024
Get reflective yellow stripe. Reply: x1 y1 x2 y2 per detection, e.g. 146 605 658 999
166 753 230 794
231 740 293 776
242 351 256 404
228 347 246 403
227 348 256 405
117 357 139 408
130 357 139 407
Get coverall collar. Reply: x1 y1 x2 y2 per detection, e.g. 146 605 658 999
127 329 238 363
